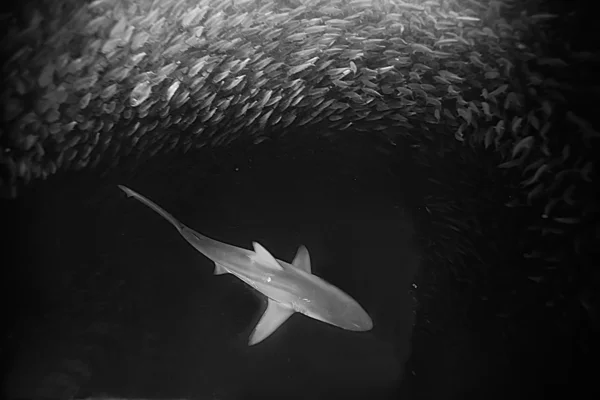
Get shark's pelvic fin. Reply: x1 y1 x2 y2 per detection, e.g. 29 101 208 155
214 263 229 275
249 299 294 345
292 245 312 273
250 242 284 270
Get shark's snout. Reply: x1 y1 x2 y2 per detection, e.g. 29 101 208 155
351 309 374 331
336 303 373 331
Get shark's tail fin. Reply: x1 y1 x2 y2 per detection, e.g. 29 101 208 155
118 185 185 232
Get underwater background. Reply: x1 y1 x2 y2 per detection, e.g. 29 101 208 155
1 0 597 399
5 134 419 399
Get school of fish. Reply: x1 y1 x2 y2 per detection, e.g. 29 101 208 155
0 0 596 306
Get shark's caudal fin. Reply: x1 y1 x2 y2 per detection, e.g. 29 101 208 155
292 245 311 273
118 185 185 232
249 299 295 345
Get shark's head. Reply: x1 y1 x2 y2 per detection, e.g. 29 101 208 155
347 304 374 331
284 245 374 333
301 285 373 332
328 297 373 331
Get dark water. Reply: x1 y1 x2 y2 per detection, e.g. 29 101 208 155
3 132 421 399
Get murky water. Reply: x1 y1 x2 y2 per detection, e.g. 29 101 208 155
3 134 420 399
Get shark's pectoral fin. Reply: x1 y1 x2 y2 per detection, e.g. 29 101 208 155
292 245 312 273
214 263 229 275
249 299 294 345
250 242 284 271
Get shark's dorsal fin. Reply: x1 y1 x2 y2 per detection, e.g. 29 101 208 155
249 299 294 345
251 242 284 270
292 245 311 273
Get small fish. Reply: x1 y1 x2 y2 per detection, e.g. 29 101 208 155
454 123 465 142
434 38 460 47
100 84 118 101
253 136 270 145
288 59 317 77
181 5 205 28
325 19 352 28
511 116 523 134
484 127 495 149
521 164 549 187
527 183 545 205
580 161 593 182
485 70 500 80
396 87 413 96
130 81 153 107
455 16 480 22
79 93 92 110
258 109 274 129
304 25 327 34
361 87 382 98
282 113 297 128
553 217 580 225
223 75 246 91
166 81 180 103
438 70 464 83
410 43 433 54
286 32 308 42
213 69 231 84
457 108 472 124
426 97 442 107
188 56 211 78
102 101 117 115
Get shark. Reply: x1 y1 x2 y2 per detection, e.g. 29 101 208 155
118 185 373 345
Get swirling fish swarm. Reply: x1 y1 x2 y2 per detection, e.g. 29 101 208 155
1 0 598 329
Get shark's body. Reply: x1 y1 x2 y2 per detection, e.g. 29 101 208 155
118 185 373 345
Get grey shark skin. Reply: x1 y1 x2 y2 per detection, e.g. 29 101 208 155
118 185 373 345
